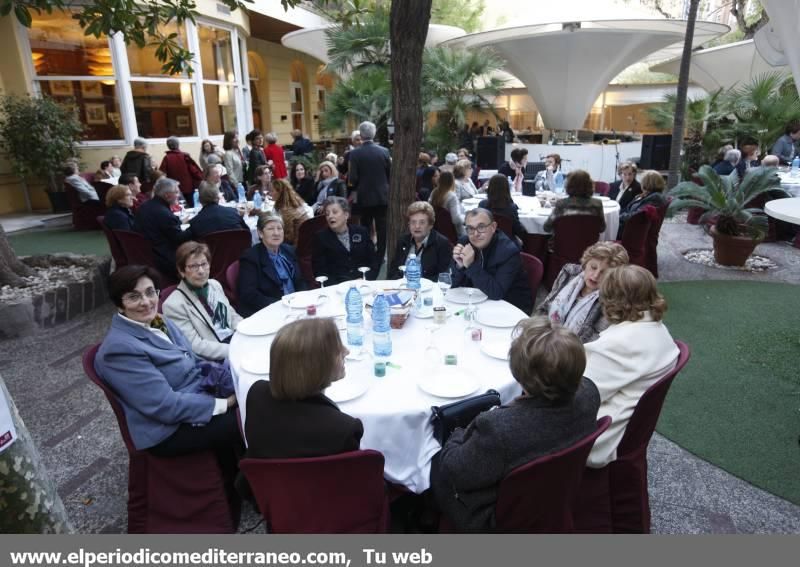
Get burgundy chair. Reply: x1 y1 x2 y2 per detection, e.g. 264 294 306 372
97 216 128 268
82 345 239 533
112 230 177 286
492 417 611 533
522 233 549 264
158 284 177 313
544 215 604 289
201 229 251 284
594 181 610 196
239 450 390 533
644 203 668 278
492 212 514 240
520 252 544 307
574 340 692 533
64 183 104 230
618 209 652 269
296 215 329 288
224 260 240 309
433 206 458 245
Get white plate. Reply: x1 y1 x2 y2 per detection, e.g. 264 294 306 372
326 368 372 403
282 290 328 309
594 196 610 201
336 280 373 296
475 306 524 328
236 316 282 336
462 197 482 206
603 201 619 208
413 306 450 319
481 340 511 361
240 352 270 375
446 287 488 304
417 366 480 398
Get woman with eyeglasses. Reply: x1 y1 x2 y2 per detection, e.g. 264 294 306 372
162 241 242 361
94 265 242 457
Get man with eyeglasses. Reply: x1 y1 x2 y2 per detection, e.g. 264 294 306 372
451 208 533 314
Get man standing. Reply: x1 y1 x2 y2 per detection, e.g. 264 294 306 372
451 208 532 314
290 129 314 157
348 121 391 265
121 137 154 187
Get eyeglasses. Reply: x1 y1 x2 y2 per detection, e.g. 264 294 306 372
122 288 160 303
465 223 493 235
185 262 209 272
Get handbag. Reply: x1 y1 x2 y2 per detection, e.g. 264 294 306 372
430 389 501 445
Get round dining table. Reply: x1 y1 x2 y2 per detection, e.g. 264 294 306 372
777 171 800 197
462 193 620 242
229 280 526 493
764 197 800 225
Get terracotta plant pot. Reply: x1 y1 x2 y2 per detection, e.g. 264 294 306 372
710 226 762 267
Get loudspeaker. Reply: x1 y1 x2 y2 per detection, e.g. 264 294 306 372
476 136 505 169
639 134 671 170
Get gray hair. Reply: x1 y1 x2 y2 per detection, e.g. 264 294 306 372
206 153 222 166
166 136 180 150
265 132 277 144
351 130 361 142
761 155 780 167
257 212 284 231
724 149 742 164
465 207 494 223
133 137 147 149
198 181 220 206
154 177 179 197
359 121 376 141
322 195 349 214
445 152 458 165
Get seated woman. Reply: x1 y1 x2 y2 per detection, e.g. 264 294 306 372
536 242 629 343
387 202 453 280
312 196 378 285
247 164 272 201
429 171 465 237
608 161 642 210
430 316 600 532
271 178 313 245
617 170 667 238
584 265 679 468
95 160 115 182
64 163 100 203
244 317 362 458
542 169 606 234
312 160 346 213
290 161 316 207
454 159 478 201
479 174 527 241
103 184 136 231
238 213 305 318
94 265 240 456
418 166 439 202
162 241 242 361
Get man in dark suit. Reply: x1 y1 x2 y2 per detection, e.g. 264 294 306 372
134 177 193 280
348 121 391 265
188 182 248 239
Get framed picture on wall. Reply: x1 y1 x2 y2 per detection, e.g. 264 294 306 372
81 82 103 99
85 103 107 125
50 80 74 97
176 115 191 129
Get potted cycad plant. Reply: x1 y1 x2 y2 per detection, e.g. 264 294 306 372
668 165 788 266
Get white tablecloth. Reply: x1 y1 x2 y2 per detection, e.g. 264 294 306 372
778 171 800 197
229 281 525 493
179 203 261 244
765 197 800 224
463 194 620 241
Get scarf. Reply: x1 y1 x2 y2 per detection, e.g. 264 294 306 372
149 315 170 339
186 281 233 340
269 250 296 296
547 272 599 335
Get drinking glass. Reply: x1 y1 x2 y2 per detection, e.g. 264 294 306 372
315 275 329 303
358 266 370 281
398 264 407 284
437 272 452 293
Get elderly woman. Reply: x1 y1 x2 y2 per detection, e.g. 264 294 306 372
584 265 679 468
290 161 316 206
110 155 122 178
479 174 527 240
608 161 642 210
312 196 377 285
94 265 240 456
431 316 600 532
244 318 362 458
272 178 312 245
387 202 453 281
542 170 606 233
159 136 204 202
221 131 244 186
162 242 242 361
429 171 465 237
63 163 99 203
263 132 288 180
617 170 667 238
454 159 478 201
536 242 629 343
103 184 136 231
712 148 741 177
312 160 346 212
238 213 305 317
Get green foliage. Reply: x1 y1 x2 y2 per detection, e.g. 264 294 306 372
324 2 391 74
667 164 787 239
430 0 485 33
0 94 83 191
320 67 391 142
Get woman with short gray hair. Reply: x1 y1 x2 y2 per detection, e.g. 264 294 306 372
264 131 288 180
159 136 204 201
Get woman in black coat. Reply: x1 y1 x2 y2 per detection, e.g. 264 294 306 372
608 162 642 210
312 197 378 285
290 161 316 206
247 130 267 186
479 174 527 241
387 201 453 281
103 185 136 231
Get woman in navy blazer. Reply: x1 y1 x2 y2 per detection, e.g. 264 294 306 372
237 212 305 317
103 185 136 231
312 196 378 285
93 265 240 456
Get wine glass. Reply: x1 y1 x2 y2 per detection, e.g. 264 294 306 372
358 266 370 281
398 264 407 285
315 275 329 303
437 272 452 295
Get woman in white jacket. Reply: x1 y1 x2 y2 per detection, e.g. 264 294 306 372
162 241 242 361
583 265 679 468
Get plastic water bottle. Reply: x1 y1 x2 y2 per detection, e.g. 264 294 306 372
405 252 422 308
371 292 392 357
192 189 200 209
345 286 364 347
791 155 800 177
237 182 246 203
253 191 262 211
554 171 565 194
507 176 514 191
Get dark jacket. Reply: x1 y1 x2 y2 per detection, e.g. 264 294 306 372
312 225 378 285
291 136 315 157
450 231 533 314
244 381 362 459
387 230 453 281
248 147 267 185
478 200 527 240
159 150 203 198
104 204 136 231
121 150 153 184
542 196 606 234
607 179 642 210
188 203 248 239
219 179 237 203
618 191 667 238
238 242 305 318
535 263 607 344
348 141 391 207
294 177 317 206
134 196 193 279
712 161 735 176
430 378 600 532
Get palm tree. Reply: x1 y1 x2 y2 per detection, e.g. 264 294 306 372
324 3 391 74
321 67 392 145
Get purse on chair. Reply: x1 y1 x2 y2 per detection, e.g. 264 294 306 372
431 389 501 445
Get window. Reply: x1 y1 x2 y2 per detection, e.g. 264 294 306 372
126 22 189 78
198 24 237 135
130 82 198 138
291 82 303 131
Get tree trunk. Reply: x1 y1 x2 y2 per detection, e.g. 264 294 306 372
0 224 35 288
0 376 73 533
667 0 700 189
388 0 433 261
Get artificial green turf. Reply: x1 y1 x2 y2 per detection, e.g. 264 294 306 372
658 281 800 504
9 228 109 257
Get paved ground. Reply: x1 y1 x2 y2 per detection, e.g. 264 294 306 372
2 219 799 533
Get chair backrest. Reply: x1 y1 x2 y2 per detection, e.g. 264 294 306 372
616 341 691 459
98 216 128 268
433 206 458 245
201 229 251 283
495 416 612 533
520 252 543 302
239 450 389 533
594 181 610 196
295 215 328 259
113 229 158 268
644 203 668 278
64 183 83 209
619 210 651 268
158 284 177 312
224 260 240 307
493 212 514 239
552 214 603 262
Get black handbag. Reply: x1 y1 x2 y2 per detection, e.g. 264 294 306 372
431 389 501 445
